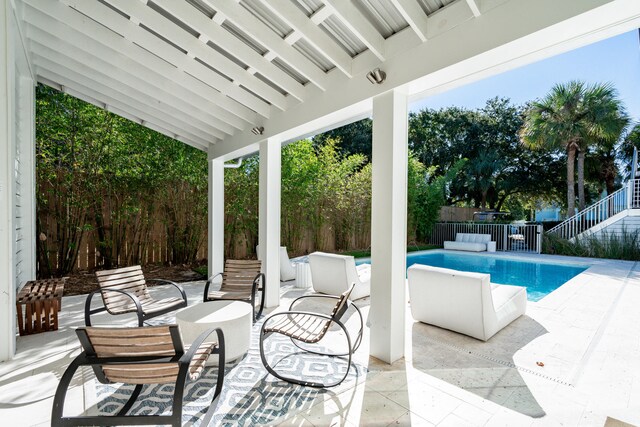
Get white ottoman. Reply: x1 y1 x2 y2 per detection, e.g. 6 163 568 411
176 301 252 365
295 263 313 289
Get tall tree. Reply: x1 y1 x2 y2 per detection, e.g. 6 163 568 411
520 81 627 216
312 119 372 159
409 98 555 212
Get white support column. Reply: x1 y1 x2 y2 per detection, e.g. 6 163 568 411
370 88 408 364
0 0 15 361
258 137 281 308
18 76 36 280
208 147 225 277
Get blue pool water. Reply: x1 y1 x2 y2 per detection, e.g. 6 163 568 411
405 252 588 302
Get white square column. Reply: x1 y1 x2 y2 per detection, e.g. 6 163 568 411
258 138 281 308
0 0 15 361
208 147 225 277
370 89 408 364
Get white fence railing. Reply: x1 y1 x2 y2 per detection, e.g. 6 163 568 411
547 180 637 240
429 223 543 253
633 179 640 209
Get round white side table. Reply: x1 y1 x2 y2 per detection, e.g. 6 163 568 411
176 301 252 365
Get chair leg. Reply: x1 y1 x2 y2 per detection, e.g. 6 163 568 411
51 357 82 426
211 329 226 403
116 384 143 416
256 285 266 320
259 322 354 388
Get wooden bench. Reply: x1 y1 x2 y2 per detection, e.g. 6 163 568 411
17 278 65 336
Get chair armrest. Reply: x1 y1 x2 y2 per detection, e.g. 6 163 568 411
180 327 225 365
264 310 334 324
203 272 223 302
180 327 226 402
85 288 143 326
146 278 188 302
288 294 340 311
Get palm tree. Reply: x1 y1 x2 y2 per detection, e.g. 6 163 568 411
520 81 627 216
575 85 628 209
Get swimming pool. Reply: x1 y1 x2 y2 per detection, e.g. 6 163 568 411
406 251 588 302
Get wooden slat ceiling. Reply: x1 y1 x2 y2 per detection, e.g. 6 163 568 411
20 0 462 150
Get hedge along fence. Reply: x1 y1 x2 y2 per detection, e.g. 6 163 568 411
36 85 208 277
222 141 374 259
42 225 208 272
37 139 376 273
36 85 449 276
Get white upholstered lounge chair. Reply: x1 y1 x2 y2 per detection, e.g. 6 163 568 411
308 251 371 300
407 264 527 341
256 245 296 281
279 247 296 281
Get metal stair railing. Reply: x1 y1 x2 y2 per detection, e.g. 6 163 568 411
548 181 634 240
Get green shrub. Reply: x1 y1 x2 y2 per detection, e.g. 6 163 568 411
543 229 640 260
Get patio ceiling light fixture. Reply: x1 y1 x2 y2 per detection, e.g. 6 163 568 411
251 126 264 135
366 68 386 84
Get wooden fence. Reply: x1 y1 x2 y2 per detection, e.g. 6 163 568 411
39 216 207 273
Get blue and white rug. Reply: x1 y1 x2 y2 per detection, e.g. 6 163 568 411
93 321 367 426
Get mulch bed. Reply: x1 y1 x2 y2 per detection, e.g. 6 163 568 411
58 264 206 297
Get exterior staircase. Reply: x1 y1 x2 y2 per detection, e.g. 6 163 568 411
549 149 640 240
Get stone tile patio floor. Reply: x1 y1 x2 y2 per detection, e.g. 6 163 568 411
1 252 639 426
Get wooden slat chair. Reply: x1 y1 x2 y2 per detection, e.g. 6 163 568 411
259 284 363 388
85 265 188 326
203 259 265 322
52 325 225 427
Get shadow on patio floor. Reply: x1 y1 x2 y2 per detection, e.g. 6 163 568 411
411 315 548 418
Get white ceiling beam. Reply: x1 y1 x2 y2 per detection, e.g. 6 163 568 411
321 0 386 61
22 0 255 126
153 0 306 102
26 25 234 138
425 0 474 39
31 44 225 141
309 5 332 25
57 0 270 118
205 0 328 90
390 0 429 42
37 69 208 150
466 0 482 17
103 0 288 110
33 54 218 145
213 0 640 159
259 0 353 77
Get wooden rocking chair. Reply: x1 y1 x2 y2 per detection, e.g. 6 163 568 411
85 265 188 326
203 259 265 322
259 284 363 388
51 325 225 427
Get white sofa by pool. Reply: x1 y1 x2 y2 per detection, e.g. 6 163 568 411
308 251 371 300
443 233 493 252
407 264 527 341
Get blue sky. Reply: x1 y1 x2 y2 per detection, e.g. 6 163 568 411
410 30 640 121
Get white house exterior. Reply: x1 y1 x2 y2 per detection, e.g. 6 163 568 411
2 0 640 363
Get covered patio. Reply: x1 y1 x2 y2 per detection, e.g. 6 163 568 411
1 253 640 425
2 0 640 425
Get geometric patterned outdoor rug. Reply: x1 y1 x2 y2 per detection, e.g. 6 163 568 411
94 319 367 426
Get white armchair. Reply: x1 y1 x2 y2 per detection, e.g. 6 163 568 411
279 247 296 281
407 264 527 341
308 252 371 300
256 245 297 282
